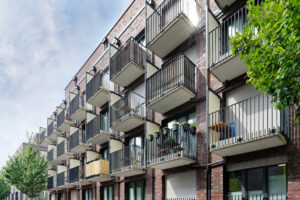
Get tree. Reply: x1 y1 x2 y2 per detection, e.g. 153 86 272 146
0 175 10 200
3 137 48 200
231 0 300 121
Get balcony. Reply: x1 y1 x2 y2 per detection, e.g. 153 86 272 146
68 165 90 186
110 92 145 132
146 0 199 58
86 71 113 107
110 145 145 177
69 126 91 154
39 128 47 146
56 138 74 161
208 5 249 82
57 107 75 132
86 159 112 182
47 119 64 140
47 169 57 190
110 39 146 87
56 165 72 189
86 113 112 145
69 92 92 121
209 94 289 157
146 126 196 169
147 55 196 114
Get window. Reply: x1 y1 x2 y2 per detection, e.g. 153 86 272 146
164 111 196 129
101 109 109 132
101 185 114 200
100 147 109 161
126 181 146 200
226 165 287 199
83 189 92 200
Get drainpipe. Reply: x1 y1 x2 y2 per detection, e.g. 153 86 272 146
205 0 211 199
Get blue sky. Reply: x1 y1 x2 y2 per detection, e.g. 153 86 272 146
0 0 132 168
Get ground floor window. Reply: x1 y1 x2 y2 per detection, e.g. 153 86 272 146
227 165 287 199
126 180 146 200
101 185 114 200
83 189 92 200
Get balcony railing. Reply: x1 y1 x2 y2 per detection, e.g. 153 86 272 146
110 145 144 174
56 172 65 187
110 92 145 128
86 114 110 141
86 71 112 102
226 193 287 200
209 94 289 156
146 125 197 168
209 5 247 68
69 94 81 117
57 109 66 130
47 176 54 189
146 0 198 46
47 121 55 137
110 38 146 86
146 54 195 113
167 198 198 200
86 159 110 181
69 130 86 151
47 149 54 162
69 166 85 184
57 141 65 158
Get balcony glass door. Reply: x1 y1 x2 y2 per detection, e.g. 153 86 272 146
128 136 143 166
102 185 114 200
128 181 145 200
268 165 287 199
83 189 92 200
247 168 263 199
227 171 242 199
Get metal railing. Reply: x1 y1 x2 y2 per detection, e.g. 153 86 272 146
209 5 247 68
146 125 197 165
226 193 287 200
47 176 54 189
47 149 54 162
57 109 66 129
86 71 113 102
110 92 145 127
110 38 146 80
209 94 290 149
86 114 111 141
56 172 65 187
147 54 195 105
69 130 86 151
69 94 85 117
57 141 65 158
69 166 85 183
110 145 144 174
146 0 198 46
47 121 56 137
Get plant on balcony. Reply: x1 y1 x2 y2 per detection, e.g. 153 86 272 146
162 127 169 135
181 122 190 132
147 133 154 141
190 123 197 135
231 0 300 122
98 154 103 159
154 131 160 139
173 121 179 131
2 134 48 200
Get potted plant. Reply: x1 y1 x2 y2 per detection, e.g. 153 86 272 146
147 133 154 141
154 131 160 139
182 122 190 132
98 154 103 160
173 121 179 131
190 123 197 134
162 127 169 136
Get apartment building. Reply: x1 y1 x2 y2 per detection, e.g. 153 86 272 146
44 0 300 200
8 128 48 200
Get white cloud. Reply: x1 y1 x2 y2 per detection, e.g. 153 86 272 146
0 0 133 167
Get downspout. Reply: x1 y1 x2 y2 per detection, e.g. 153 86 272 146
205 0 211 199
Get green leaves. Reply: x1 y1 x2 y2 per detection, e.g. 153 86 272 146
0 175 10 200
3 136 48 199
231 0 300 122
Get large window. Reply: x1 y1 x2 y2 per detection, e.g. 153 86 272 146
83 189 92 200
226 165 287 200
100 147 109 161
101 185 114 200
126 181 146 200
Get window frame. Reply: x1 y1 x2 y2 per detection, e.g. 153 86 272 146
101 185 114 200
225 164 287 199
126 180 146 200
